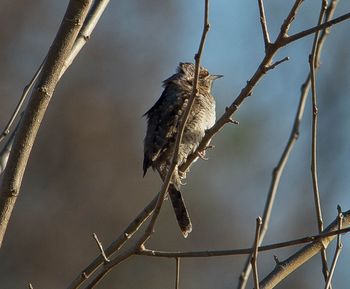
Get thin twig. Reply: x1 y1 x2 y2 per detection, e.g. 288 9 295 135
257 0 270 52
137 213 350 258
324 206 343 289
0 0 93 248
283 10 350 46
67 195 157 289
0 61 44 144
251 217 262 289
92 233 110 263
257 208 349 289
309 0 330 283
28 283 34 289
0 114 23 174
175 257 180 289
0 0 109 170
265 57 289 72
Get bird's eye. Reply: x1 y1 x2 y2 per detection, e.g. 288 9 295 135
200 70 209 78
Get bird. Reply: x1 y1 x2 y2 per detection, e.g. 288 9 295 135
143 62 222 237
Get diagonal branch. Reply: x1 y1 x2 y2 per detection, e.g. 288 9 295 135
259 208 349 289
0 0 93 248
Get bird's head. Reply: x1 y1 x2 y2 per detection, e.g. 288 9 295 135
177 62 223 92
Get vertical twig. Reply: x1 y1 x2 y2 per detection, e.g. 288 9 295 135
251 217 262 289
309 0 330 283
257 0 271 51
324 206 343 289
175 257 181 289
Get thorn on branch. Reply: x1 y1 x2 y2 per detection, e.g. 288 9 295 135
93 233 110 263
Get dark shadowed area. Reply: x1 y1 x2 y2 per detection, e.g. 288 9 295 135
0 1 350 288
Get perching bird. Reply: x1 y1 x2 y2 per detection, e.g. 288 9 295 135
143 62 222 237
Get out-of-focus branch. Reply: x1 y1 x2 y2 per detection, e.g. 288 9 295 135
0 0 110 172
0 0 93 248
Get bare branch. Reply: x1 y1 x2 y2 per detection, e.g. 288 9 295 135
251 217 262 289
324 206 343 289
284 10 350 45
175 258 180 289
0 62 43 144
258 210 350 289
309 0 330 282
0 0 109 170
67 195 156 289
265 56 289 72
0 0 93 248
93 233 110 263
0 114 23 175
257 0 271 51
137 212 350 258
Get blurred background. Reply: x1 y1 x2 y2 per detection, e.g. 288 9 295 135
0 0 350 288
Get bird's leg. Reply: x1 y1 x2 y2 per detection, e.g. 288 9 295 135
196 144 215 160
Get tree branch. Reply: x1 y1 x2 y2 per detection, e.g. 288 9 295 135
136 214 350 258
259 208 349 289
0 0 93 248
309 0 330 283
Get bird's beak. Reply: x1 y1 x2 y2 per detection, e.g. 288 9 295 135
210 74 223 80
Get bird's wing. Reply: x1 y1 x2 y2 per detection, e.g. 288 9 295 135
143 83 188 175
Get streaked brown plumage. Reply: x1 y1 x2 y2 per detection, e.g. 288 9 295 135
143 62 222 237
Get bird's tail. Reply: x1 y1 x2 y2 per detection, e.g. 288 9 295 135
168 185 192 238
